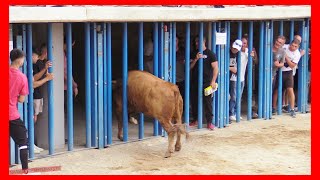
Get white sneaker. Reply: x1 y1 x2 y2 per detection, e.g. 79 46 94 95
229 116 236 121
240 116 243 120
34 147 41 154
34 144 44 152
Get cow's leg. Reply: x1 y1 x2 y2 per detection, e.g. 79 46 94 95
175 124 182 151
116 109 123 141
160 121 176 158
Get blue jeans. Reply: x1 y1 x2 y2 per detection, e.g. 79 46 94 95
229 81 245 116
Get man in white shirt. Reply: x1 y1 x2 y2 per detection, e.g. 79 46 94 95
273 39 301 117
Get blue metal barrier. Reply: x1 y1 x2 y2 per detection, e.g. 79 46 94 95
138 22 144 140
107 23 113 145
97 28 104 149
91 23 98 147
184 22 190 128
236 22 242 123
247 21 253 120
258 22 264 119
153 22 159 136
277 20 284 115
225 22 230 125
66 23 74 151
122 22 129 142
85 22 92 147
197 22 204 129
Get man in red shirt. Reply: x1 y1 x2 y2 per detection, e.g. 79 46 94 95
9 49 29 174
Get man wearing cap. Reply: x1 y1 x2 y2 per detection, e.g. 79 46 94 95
228 39 242 123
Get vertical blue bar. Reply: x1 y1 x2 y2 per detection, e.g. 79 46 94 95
211 22 217 125
225 22 230 125
158 23 164 136
122 23 129 142
219 25 225 128
26 24 35 158
277 20 284 115
172 22 176 84
265 22 271 120
169 23 173 83
107 23 113 145
47 23 54 154
263 22 268 119
247 21 253 120
290 20 294 42
184 22 190 128
97 30 104 149
215 22 221 127
22 25 28 128
305 19 310 112
223 22 228 127
103 23 107 146
9 24 15 165
91 23 98 147
198 22 204 129
138 22 144 140
66 23 74 151
153 22 159 136
258 22 265 119
269 21 274 118
297 21 303 112
236 22 242 123
85 23 91 147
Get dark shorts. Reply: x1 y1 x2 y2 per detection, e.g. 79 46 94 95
9 119 28 146
275 70 294 90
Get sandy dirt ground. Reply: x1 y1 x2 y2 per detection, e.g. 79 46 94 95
10 113 311 175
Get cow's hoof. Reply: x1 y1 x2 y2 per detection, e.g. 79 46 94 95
117 135 123 141
175 145 181 151
164 151 172 158
129 117 138 125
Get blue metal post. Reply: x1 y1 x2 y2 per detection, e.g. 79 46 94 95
277 20 284 115
236 22 242 122
215 22 221 127
138 22 144 140
107 23 113 145
247 21 253 120
184 22 190 128
153 22 159 136
47 23 54 154
122 23 129 142
97 29 104 149
103 23 107 146
269 21 274 118
298 21 303 112
198 22 204 129
22 24 28 128
66 23 74 151
172 22 176 84
211 22 217 126
158 23 164 136
219 23 225 128
265 22 272 120
258 22 265 119
290 20 294 42
225 22 230 125
85 23 91 147
91 23 98 147
26 24 34 158
304 19 310 112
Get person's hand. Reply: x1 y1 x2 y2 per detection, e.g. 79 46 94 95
73 87 78 97
210 81 217 89
195 52 203 61
250 51 255 57
300 49 305 56
45 73 54 81
45 61 53 69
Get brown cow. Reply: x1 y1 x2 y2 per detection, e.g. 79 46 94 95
113 70 189 158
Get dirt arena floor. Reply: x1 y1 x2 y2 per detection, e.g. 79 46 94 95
10 113 311 175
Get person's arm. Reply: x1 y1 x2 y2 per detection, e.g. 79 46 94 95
34 61 52 81
210 61 219 89
190 52 201 70
18 96 26 103
251 48 259 65
33 73 54 88
274 61 284 68
285 55 299 69
229 66 237 74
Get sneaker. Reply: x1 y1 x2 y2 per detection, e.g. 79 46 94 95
229 115 236 121
290 109 296 118
34 144 44 152
207 123 215 130
34 147 41 154
189 121 198 126
240 116 243 120
282 105 289 113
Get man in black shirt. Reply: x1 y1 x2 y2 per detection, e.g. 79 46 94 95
189 36 219 130
32 47 52 153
